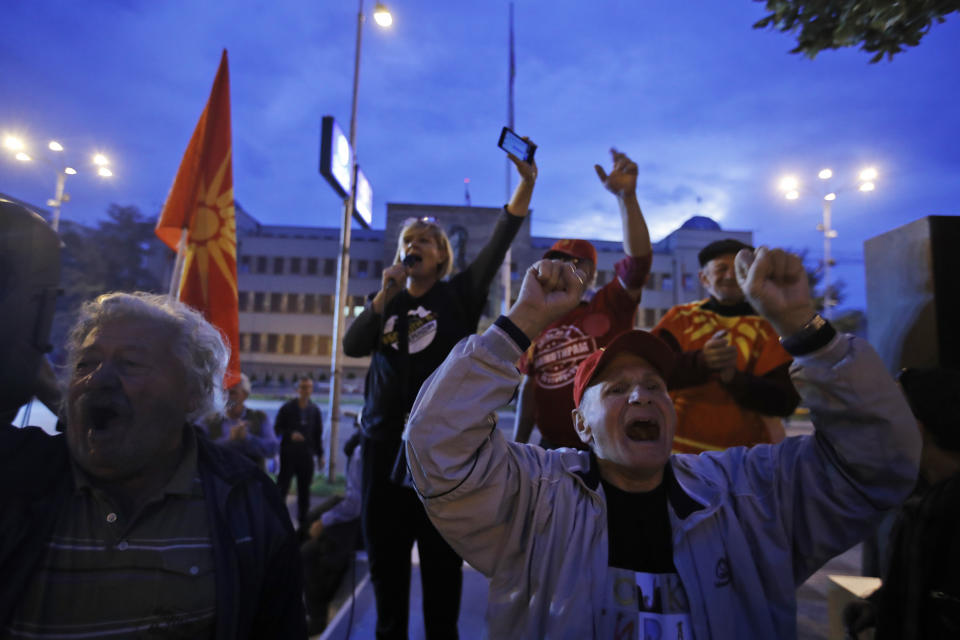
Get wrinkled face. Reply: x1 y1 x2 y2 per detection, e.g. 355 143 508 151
226 384 248 418
399 224 447 278
699 253 744 305
297 379 313 402
67 318 192 481
573 352 677 482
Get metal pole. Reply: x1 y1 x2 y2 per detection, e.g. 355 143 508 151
822 200 832 318
51 171 66 232
328 0 365 482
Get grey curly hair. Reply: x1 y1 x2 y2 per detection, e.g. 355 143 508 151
66 292 229 422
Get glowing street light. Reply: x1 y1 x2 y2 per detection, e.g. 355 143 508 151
326 0 396 482
778 166 879 317
373 2 393 27
2 133 117 231
3 135 24 151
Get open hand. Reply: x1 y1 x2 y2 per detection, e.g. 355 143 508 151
291 432 306 442
507 259 587 341
735 247 816 337
594 147 638 197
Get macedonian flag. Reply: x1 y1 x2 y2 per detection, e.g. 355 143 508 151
155 49 241 388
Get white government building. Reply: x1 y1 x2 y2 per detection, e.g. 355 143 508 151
233 202 752 384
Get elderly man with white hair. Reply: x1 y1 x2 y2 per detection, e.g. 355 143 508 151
405 248 920 639
0 292 307 639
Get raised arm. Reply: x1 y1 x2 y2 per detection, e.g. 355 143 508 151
726 248 919 582
512 373 537 444
595 148 652 300
459 154 537 302
405 259 586 575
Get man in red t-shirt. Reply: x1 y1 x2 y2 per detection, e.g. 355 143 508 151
513 149 652 449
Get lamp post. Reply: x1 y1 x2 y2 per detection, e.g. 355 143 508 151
779 167 877 317
327 0 392 482
3 135 113 231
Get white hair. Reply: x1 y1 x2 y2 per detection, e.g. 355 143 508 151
66 292 229 421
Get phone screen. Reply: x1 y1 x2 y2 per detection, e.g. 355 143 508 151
498 127 536 163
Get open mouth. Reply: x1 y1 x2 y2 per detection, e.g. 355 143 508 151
83 400 126 432
625 419 660 442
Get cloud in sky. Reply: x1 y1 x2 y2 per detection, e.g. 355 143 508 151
1 0 958 312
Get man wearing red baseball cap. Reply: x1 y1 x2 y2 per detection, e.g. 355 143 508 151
404 249 920 639
514 148 653 450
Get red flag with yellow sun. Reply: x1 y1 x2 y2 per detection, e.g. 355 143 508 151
155 49 241 389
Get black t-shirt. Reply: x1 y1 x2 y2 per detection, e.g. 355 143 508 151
602 478 694 639
343 210 524 442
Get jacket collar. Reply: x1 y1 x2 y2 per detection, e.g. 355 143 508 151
700 296 757 317
573 452 706 519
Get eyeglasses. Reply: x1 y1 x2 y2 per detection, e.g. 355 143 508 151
402 216 439 226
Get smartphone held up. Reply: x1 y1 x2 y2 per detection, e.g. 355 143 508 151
498 127 536 164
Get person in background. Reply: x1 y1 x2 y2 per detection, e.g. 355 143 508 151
844 366 960 639
301 430 363 635
513 148 652 450
653 238 800 453
1 292 306 639
275 377 325 533
343 150 536 639
203 373 278 470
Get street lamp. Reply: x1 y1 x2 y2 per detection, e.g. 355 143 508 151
327 0 393 481
1 133 114 231
778 167 878 316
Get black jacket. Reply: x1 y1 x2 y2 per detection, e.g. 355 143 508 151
0 424 307 640
274 399 324 459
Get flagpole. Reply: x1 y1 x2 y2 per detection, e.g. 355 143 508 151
168 227 189 299
501 0 515 315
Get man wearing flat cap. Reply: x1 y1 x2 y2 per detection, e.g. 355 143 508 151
653 238 800 453
404 248 919 638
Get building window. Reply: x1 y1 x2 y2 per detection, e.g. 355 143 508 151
290 257 302 274
644 273 656 290
682 273 695 291
250 334 262 353
267 334 280 353
239 333 249 352
256 256 268 274
283 334 296 354
374 260 383 276
661 274 674 292
323 259 336 276
238 291 250 312
239 256 252 274
253 292 265 312
307 258 319 275
357 260 369 278
300 335 316 355
273 257 284 275
270 293 283 312
303 294 316 314
643 308 656 328
319 295 334 315
317 336 332 356
285 293 300 313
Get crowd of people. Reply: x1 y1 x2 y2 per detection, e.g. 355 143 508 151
0 141 957 639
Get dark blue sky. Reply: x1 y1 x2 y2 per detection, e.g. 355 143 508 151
2 1 957 310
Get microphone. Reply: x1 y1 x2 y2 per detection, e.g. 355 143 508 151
386 255 423 290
